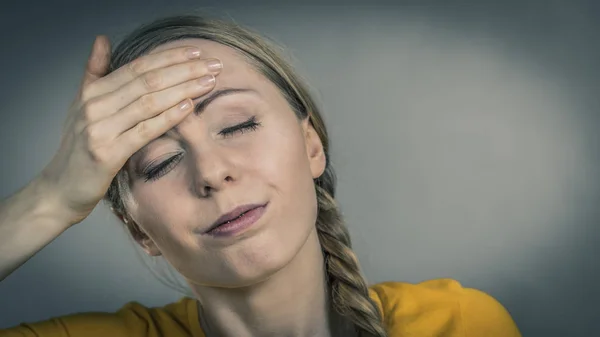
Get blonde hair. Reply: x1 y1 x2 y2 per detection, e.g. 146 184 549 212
103 14 387 337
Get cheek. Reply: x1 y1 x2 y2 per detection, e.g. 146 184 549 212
245 120 311 188
245 119 319 231
129 187 198 246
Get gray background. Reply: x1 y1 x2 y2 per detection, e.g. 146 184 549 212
1 1 599 336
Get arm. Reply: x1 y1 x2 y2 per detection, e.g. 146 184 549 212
0 35 220 283
0 177 75 281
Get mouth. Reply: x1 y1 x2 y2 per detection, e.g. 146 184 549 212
204 203 268 237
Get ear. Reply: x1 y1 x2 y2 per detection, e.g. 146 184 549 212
120 215 162 257
301 117 326 179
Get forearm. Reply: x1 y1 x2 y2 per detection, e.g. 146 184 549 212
0 177 73 281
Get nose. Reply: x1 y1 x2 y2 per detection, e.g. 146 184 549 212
192 147 236 197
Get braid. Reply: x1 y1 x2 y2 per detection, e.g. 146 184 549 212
315 180 387 337
98 12 388 336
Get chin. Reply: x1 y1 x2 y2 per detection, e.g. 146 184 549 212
185 198 319 288
232 237 302 287
183 236 296 289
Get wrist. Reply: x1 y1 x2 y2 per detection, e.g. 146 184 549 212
29 175 79 229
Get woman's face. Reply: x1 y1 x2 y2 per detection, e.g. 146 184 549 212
123 38 326 287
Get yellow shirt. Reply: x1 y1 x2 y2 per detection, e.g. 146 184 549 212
0 279 521 336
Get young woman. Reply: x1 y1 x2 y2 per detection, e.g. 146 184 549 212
0 15 521 337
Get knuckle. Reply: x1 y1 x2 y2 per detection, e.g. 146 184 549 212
128 58 146 77
142 71 162 90
80 85 95 102
81 99 101 121
163 109 178 124
180 47 191 59
134 120 152 139
139 94 156 111
189 61 205 75
82 124 102 143
171 48 188 62
89 146 110 164
73 119 87 133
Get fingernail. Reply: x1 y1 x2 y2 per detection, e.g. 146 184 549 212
178 99 192 111
197 75 215 86
206 59 223 72
186 48 201 59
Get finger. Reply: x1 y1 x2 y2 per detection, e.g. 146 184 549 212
92 74 216 138
93 58 222 118
110 98 196 162
82 46 203 101
81 36 111 88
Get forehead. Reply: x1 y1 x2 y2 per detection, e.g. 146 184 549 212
148 38 270 93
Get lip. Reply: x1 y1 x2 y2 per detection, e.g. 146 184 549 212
203 203 268 235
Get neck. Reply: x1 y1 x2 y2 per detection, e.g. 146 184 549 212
190 228 352 337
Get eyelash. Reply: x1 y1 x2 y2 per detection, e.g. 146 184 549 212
142 116 261 182
218 116 261 138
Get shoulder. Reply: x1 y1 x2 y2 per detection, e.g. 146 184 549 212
116 297 198 335
0 297 197 337
368 278 521 337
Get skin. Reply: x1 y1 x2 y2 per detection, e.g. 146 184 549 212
0 38 224 281
123 39 333 337
0 34 348 336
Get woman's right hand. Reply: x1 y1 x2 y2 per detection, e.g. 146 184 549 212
40 36 222 225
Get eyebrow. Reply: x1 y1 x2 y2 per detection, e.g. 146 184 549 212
192 87 255 116
166 87 255 135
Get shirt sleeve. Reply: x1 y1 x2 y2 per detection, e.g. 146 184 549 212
460 288 522 337
0 312 131 337
0 299 194 337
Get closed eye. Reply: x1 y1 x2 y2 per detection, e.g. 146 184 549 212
141 153 183 182
139 117 261 182
219 116 261 138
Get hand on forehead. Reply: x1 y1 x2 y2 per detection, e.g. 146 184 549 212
149 38 263 101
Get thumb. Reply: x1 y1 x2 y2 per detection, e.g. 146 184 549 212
82 35 111 86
